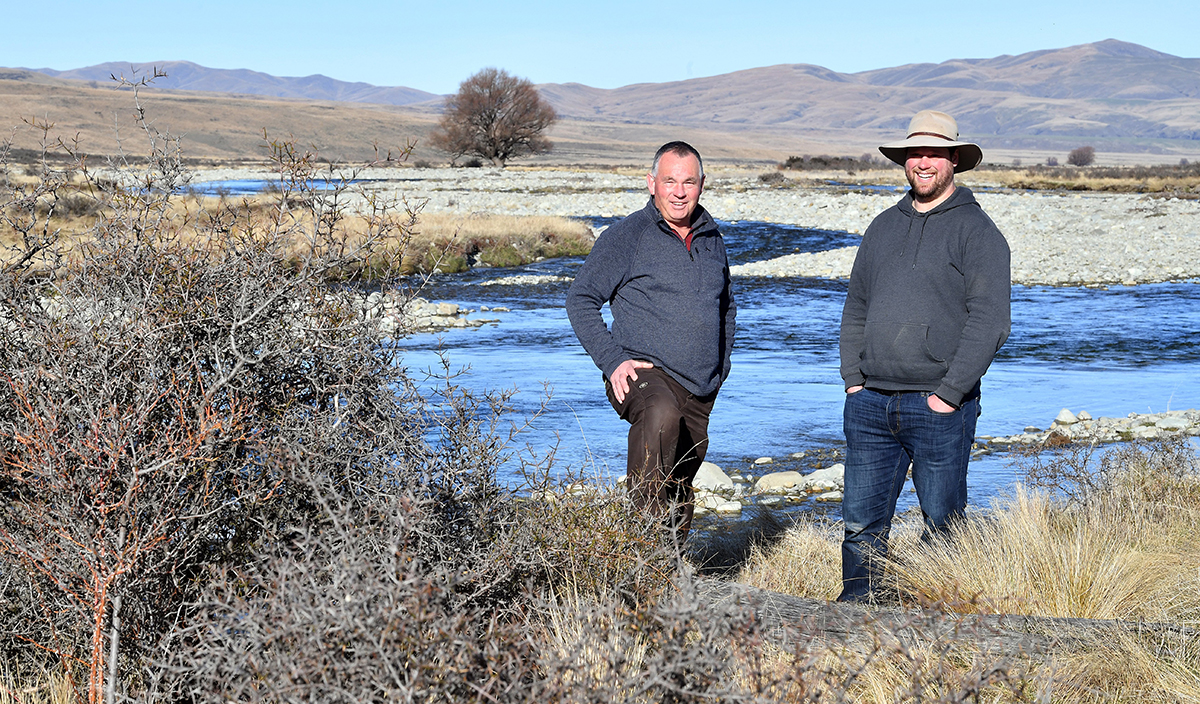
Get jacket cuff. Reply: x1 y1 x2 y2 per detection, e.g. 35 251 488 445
843 372 866 390
600 358 622 381
934 384 964 408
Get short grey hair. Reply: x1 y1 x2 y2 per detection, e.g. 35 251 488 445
650 141 704 179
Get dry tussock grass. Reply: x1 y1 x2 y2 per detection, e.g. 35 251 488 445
1052 631 1200 704
736 518 843 600
0 669 75 704
733 441 1200 702
406 211 593 272
887 486 1181 620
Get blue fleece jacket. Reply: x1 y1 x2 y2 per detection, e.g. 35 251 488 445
839 186 1011 407
566 199 736 397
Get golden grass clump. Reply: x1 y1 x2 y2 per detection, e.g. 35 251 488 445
736 516 843 600
406 211 593 273
887 486 1182 620
0 668 75 704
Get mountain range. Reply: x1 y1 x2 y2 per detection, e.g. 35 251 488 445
28 61 440 107
5 39 1200 164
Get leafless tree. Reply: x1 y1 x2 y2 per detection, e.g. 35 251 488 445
1067 145 1096 166
430 68 557 167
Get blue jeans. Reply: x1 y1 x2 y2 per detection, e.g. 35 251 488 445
838 388 980 602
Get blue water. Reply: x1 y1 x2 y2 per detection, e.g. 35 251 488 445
392 217 1200 516
184 178 380 197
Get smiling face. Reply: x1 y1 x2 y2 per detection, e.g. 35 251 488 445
905 146 958 211
647 151 704 234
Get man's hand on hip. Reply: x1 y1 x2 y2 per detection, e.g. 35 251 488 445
609 359 654 404
846 385 864 394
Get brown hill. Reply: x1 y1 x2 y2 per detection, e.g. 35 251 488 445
5 40 1200 165
536 40 1200 150
0 69 439 163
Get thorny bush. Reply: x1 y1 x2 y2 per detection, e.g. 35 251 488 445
0 79 457 702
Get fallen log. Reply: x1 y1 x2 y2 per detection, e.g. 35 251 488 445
698 579 1198 656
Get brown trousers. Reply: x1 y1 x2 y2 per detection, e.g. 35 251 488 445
606 367 716 537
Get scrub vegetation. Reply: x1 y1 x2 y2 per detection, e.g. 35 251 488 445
981 161 1200 196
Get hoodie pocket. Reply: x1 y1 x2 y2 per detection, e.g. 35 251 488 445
862 321 948 382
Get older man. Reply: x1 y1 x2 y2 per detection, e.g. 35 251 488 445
838 110 1011 602
566 141 735 538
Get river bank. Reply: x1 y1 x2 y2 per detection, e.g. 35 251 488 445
192 166 1200 287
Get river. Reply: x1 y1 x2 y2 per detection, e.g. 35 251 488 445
393 217 1200 519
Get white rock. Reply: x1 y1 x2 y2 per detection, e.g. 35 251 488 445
759 496 785 508
714 501 743 514
1077 410 1093 421
1156 416 1190 431
753 471 803 494
815 491 844 502
753 456 773 465
695 494 725 511
1054 408 1079 425
802 463 845 486
693 462 734 492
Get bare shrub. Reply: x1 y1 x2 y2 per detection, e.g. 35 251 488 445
431 67 557 167
1067 145 1096 166
1045 156 1059 167
0 78 421 703
147 465 534 703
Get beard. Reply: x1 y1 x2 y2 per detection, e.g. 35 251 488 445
907 167 955 203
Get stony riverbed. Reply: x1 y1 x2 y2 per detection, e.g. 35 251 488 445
193 166 1200 287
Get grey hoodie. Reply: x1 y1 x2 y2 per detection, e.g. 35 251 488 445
839 186 1011 407
566 199 735 397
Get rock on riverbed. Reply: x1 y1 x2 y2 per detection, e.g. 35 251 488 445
347 293 500 335
693 462 847 516
980 408 1200 451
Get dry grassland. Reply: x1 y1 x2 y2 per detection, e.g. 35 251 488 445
981 164 1200 196
0 184 593 276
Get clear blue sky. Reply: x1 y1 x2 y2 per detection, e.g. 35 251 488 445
6 1 1196 94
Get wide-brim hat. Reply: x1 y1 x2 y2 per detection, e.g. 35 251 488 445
878 110 983 173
